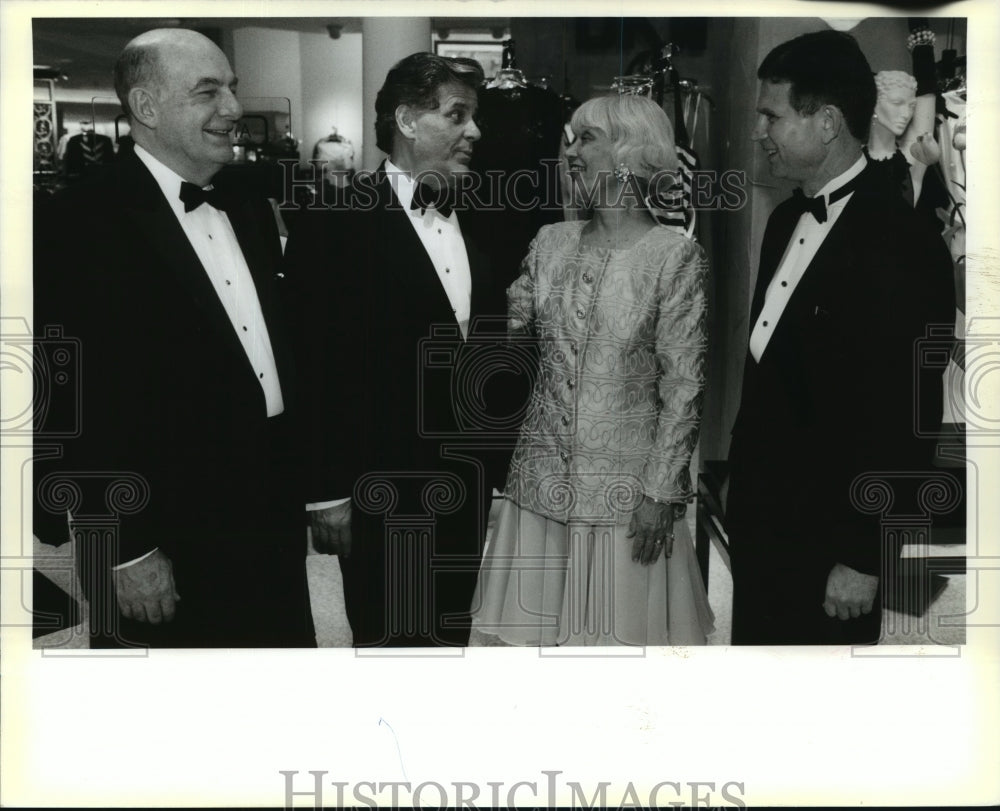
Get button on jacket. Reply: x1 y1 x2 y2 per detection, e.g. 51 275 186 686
504 221 708 523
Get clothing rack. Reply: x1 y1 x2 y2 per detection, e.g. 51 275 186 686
486 38 528 90
621 42 713 150
612 43 710 238
662 80 715 108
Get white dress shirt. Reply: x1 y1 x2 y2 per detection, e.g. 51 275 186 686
749 155 867 362
134 145 284 416
384 158 473 338
115 147 285 570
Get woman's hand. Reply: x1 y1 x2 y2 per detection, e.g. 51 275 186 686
627 496 675 565
910 132 941 165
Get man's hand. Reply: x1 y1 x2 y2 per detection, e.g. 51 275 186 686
310 501 352 557
113 549 180 624
627 496 675 565
823 562 879 620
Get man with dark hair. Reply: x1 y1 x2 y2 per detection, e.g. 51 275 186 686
286 52 514 647
372 53 485 154
726 30 954 644
755 30 877 143
34 28 314 647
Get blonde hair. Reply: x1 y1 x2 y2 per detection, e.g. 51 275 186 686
874 70 917 97
570 94 679 179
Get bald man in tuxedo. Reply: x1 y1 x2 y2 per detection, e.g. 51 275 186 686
34 28 314 647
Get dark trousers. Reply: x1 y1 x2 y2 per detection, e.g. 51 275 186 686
729 521 882 646
339 494 488 648
77 415 315 649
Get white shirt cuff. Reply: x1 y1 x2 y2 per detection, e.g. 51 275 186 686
306 498 350 511
111 548 158 571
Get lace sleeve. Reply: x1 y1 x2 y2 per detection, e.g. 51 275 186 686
507 231 542 337
642 238 709 502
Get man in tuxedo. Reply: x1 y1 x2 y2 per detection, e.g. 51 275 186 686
286 52 516 647
726 31 954 644
33 28 314 647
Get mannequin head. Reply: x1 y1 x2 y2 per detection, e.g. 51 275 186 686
873 71 918 138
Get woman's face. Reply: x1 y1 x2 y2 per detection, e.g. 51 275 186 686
565 123 617 205
875 84 917 138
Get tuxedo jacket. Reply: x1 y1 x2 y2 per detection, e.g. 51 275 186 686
285 166 516 517
33 152 311 643
727 162 955 575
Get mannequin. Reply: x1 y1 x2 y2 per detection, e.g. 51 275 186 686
312 127 355 187
866 70 939 206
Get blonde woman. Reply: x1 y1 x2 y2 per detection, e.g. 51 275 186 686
472 95 714 646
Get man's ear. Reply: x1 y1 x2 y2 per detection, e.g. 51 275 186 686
128 86 159 129
394 104 418 141
819 104 844 144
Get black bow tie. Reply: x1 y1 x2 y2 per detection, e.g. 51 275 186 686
179 181 232 213
790 173 863 224
410 181 455 219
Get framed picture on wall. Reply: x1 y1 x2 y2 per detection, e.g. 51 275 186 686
433 40 504 79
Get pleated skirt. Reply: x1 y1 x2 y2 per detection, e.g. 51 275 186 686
471 500 715 646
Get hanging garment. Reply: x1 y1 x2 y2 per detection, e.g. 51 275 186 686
63 132 114 181
468 82 570 287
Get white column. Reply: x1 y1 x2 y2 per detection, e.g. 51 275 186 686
231 27 304 159
361 17 432 171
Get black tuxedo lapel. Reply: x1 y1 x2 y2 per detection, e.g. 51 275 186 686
118 154 257 381
736 165 881 438
735 199 799 428
749 164 880 340
225 195 297 404
750 202 800 326
767 166 880 333
372 169 473 332
463 217 498 329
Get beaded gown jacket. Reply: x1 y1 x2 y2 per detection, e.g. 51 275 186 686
504 220 708 524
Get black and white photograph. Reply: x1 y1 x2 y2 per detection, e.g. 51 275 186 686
2 0 998 807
